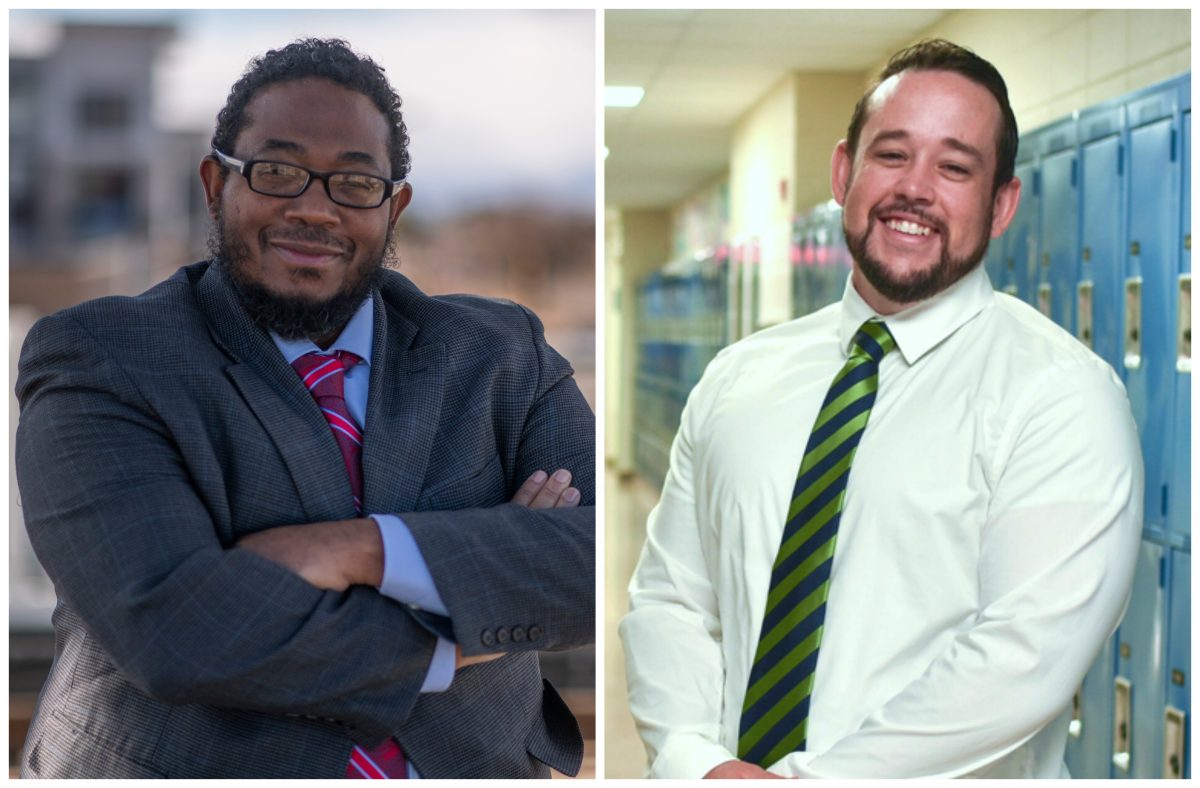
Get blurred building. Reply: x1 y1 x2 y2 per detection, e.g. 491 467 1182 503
10 22 211 315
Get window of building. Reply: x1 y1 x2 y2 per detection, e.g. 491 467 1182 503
76 92 131 130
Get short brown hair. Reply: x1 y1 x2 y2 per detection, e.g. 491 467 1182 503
845 39 1018 194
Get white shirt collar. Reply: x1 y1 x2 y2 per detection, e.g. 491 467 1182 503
269 295 375 367
838 263 994 366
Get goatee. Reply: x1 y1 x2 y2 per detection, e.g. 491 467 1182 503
844 199 991 305
209 201 395 341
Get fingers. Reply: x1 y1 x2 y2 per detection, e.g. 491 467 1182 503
511 470 548 506
512 469 581 509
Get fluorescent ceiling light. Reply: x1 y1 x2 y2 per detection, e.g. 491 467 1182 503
605 86 644 107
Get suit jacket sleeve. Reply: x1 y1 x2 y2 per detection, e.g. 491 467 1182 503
399 304 596 657
16 311 437 742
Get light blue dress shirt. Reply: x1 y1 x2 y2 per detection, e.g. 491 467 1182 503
270 296 455 694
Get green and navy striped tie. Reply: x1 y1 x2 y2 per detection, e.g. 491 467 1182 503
737 319 896 767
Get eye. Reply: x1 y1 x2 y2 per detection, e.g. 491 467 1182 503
874 150 906 164
942 163 972 177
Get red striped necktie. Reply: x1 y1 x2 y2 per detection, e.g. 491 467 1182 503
291 350 410 780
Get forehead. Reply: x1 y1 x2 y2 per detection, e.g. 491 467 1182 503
860 69 1002 158
236 78 390 161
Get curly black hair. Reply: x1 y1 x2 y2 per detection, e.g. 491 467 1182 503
210 38 411 180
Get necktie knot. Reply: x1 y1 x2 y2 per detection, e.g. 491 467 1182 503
291 351 361 400
850 320 896 364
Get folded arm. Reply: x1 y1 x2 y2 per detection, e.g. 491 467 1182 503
15 313 435 739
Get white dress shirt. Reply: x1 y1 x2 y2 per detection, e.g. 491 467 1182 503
620 264 1143 778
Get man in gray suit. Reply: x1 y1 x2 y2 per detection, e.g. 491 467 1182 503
15 38 594 778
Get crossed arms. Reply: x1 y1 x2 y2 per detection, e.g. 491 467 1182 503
15 309 595 739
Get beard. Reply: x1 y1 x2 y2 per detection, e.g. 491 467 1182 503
208 199 397 341
844 198 992 305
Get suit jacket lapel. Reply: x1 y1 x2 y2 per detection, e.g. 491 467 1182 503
195 263 356 523
362 292 445 515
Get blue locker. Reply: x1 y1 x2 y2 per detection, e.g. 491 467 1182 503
1123 86 1181 536
1077 110 1126 372
1066 635 1117 778
1114 540 1167 778
1165 549 1190 778
1038 135 1079 328
1167 102 1190 543
1004 156 1040 302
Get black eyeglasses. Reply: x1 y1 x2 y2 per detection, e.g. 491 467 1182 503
211 149 405 209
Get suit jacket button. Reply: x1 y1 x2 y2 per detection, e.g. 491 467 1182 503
512 626 527 642
496 626 511 644
528 625 542 641
481 628 496 646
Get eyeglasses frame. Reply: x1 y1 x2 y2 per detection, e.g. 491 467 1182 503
210 148 406 209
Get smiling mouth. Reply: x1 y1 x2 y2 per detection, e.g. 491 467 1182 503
269 241 347 266
884 218 933 237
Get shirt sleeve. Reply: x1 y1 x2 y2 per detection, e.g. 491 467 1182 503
619 363 740 779
370 514 455 693
770 362 1144 778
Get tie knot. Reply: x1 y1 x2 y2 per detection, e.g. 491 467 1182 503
291 351 361 397
850 320 896 363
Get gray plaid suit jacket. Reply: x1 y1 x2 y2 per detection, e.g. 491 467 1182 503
15 260 595 778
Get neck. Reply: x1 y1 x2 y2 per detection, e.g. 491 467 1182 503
850 269 914 316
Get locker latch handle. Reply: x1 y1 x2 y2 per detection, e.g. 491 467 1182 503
1069 686 1083 738
1113 676 1132 771
1124 278 1143 370
1164 706 1186 778
1178 274 1191 373
1077 281 1094 349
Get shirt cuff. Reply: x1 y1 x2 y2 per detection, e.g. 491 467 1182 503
369 514 449 616
650 733 738 779
421 636 456 693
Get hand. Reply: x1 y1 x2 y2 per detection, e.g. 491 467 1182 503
704 760 785 779
511 469 580 508
454 642 505 670
235 518 382 591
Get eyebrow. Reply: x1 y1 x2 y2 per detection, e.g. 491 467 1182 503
253 138 383 169
868 129 985 163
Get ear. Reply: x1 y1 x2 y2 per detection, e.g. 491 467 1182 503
830 140 852 206
988 176 1021 238
388 182 413 226
199 156 225 220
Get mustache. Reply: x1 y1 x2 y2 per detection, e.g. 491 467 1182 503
869 201 947 236
262 227 352 253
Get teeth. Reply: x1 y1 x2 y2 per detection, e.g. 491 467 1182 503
886 219 931 236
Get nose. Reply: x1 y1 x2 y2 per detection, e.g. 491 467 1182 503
282 178 341 226
894 160 936 204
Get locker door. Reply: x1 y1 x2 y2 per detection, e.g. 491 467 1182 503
1124 115 1179 534
1079 134 1125 371
1005 159 1040 303
1167 107 1190 542
1039 148 1079 328
1165 550 1190 779
1066 636 1117 777
1114 541 1167 778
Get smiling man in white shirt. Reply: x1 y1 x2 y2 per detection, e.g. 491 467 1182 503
620 39 1142 779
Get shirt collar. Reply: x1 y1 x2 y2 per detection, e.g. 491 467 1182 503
838 263 994 365
269 295 375 367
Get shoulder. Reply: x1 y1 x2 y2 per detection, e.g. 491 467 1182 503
701 301 840 392
378 269 546 349
983 293 1124 394
22 263 209 360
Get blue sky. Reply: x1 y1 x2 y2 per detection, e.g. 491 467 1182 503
10 9 596 218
